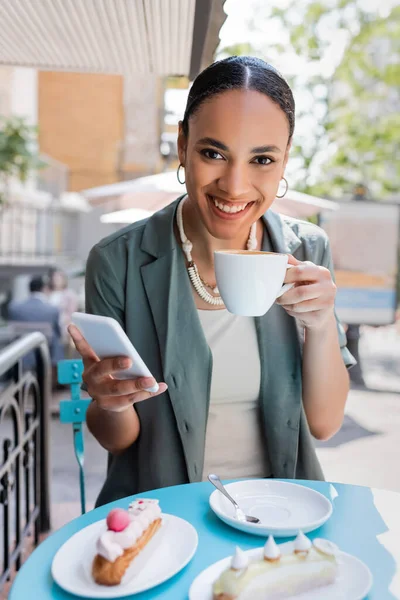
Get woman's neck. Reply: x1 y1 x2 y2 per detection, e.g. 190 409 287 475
182 196 262 266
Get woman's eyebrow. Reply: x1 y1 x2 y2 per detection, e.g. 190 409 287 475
251 144 281 153
196 137 228 151
196 137 281 154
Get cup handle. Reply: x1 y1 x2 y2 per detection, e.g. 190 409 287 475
275 264 295 299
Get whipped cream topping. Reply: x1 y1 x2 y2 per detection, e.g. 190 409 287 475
231 546 249 571
96 499 161 562
294 531 312 553
313 538 339 557
264 535 281 561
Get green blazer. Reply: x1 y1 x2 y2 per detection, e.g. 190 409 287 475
85 198 355 506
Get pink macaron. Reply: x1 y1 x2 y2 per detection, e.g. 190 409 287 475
106 508 130 532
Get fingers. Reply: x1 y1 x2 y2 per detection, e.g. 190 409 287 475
94 382 168 411
88 375 160 398
68 324 99 365
284 263 330 284
286 254 301 266
277 283 321 305
89 356 133 382
130 382 168 404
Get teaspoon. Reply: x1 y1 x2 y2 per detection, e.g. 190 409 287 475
208 473 260 524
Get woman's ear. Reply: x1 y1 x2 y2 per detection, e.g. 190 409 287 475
177 121 187 167
282 139 292 176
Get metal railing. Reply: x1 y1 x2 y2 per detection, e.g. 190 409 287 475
0 333 51 590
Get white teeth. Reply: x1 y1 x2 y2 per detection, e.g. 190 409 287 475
212 197 248 213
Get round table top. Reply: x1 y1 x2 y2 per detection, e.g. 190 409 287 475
9 479 400 599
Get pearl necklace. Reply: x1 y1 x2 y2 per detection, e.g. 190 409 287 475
176 196 258 306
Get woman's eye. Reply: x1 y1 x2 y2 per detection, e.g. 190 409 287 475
202 149 224 160
253 156 273 165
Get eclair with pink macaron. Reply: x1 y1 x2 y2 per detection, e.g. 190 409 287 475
92 499 162 586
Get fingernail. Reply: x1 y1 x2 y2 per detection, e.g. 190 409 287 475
142 377 156 387
118 358 131 368
68 324 82 339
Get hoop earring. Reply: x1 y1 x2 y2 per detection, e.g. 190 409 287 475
276 177 288 198
177 164 186 185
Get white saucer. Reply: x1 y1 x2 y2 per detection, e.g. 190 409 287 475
209 479 332 536
189 542 373 600
51 514 198 598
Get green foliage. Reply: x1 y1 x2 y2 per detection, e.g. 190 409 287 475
321 9 400 197
217 1 400 199
217 42 255 59
0 116 45 205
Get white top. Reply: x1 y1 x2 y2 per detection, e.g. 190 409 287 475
198 308 270 480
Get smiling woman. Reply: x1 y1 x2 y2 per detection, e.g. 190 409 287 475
68 56 355 506
179 59 292 248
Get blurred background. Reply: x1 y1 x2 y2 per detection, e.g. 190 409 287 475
0 0 399 595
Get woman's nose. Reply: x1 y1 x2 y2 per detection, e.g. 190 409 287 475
217 163 251 198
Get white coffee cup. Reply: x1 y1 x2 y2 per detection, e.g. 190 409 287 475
214 250 294 316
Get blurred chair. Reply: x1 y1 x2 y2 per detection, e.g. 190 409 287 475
57 359 91 514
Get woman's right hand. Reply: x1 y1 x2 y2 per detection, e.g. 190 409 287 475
68 324 168 412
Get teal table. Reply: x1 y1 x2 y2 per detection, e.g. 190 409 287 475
9 480 400 599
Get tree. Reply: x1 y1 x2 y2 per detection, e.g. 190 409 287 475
325 6 400 197
0 116 44 206
217 0 400 198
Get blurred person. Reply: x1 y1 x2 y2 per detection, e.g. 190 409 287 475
48 267 79 348
68 56 355 506
0 290 12 321
8 275 64 366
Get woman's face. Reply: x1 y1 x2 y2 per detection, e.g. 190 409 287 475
178 88 291 241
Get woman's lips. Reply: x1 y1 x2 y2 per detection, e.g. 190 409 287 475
207 194 255 220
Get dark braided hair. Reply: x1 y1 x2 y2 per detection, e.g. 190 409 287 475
182 56 295 141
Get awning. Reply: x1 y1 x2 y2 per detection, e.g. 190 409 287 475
0 0 226 79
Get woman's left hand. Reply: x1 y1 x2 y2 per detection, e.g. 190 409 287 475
276 255 337 331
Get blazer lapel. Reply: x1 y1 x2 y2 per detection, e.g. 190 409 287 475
257 210 303 478
263 209 303 255
140 201 211 481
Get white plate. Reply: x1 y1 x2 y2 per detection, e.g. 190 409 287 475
209 479 332 537
51 514 198 598
189 542 373 600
